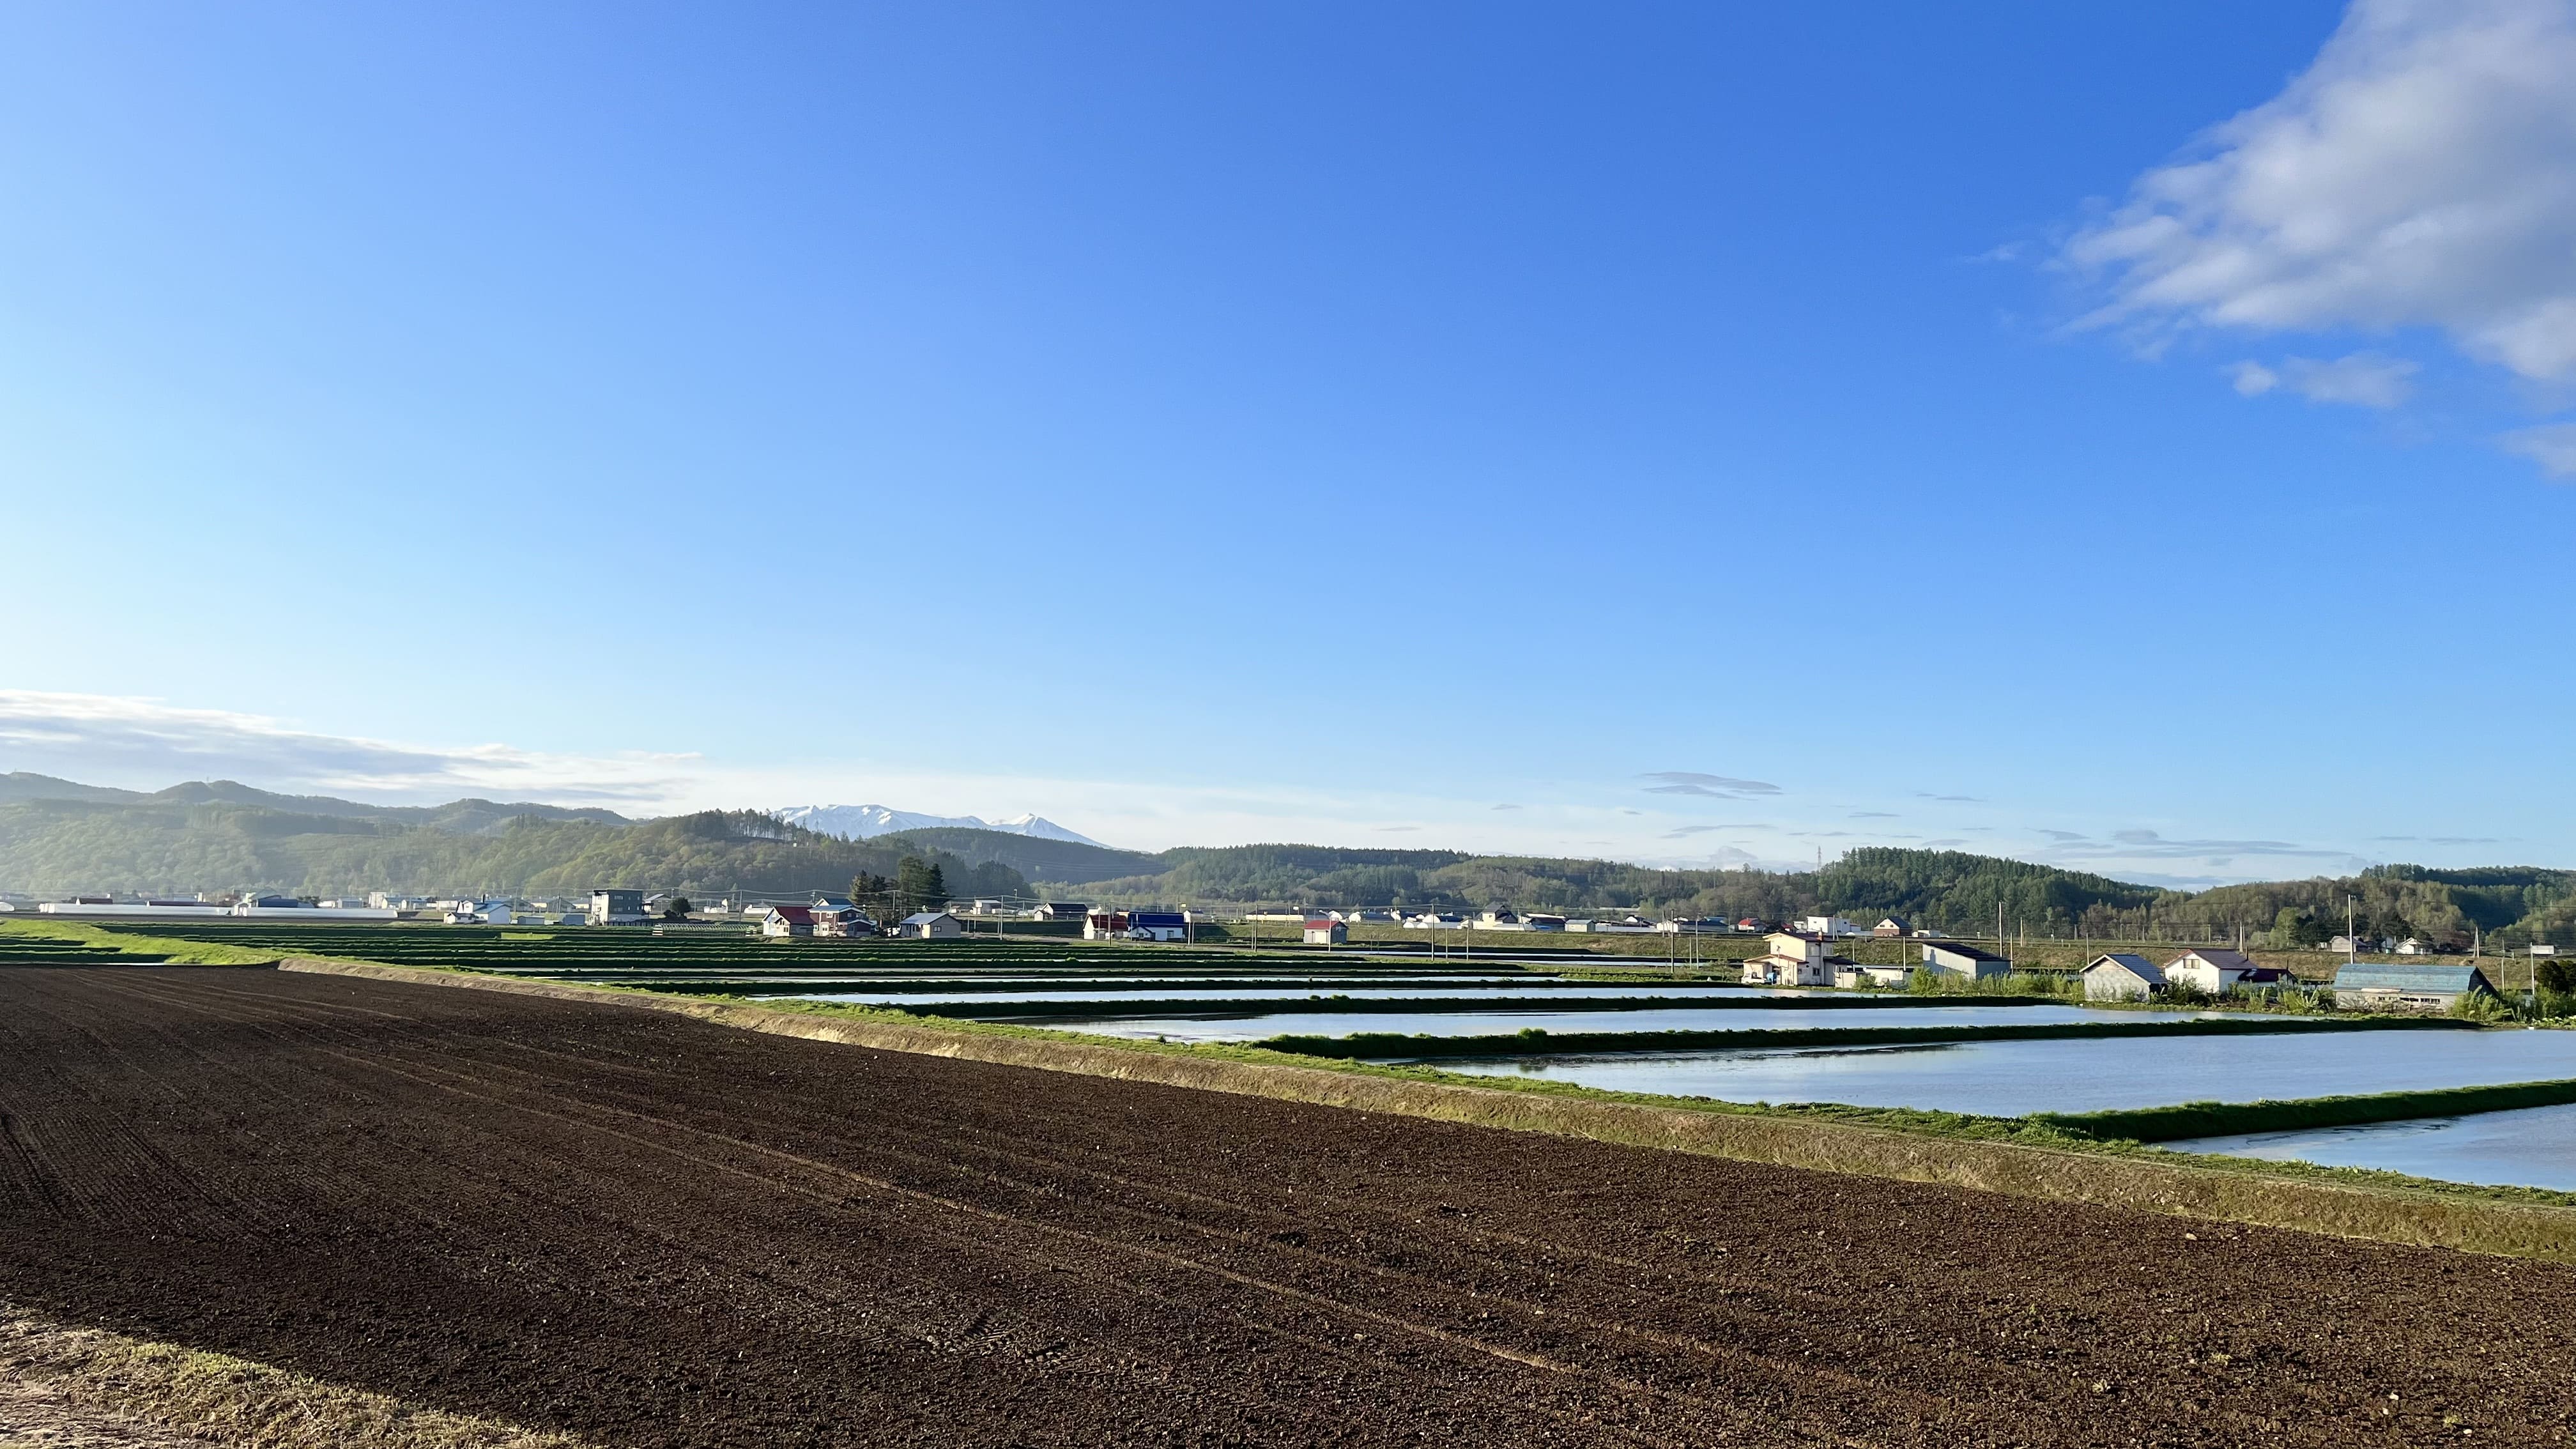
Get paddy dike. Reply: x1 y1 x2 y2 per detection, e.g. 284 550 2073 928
2 965 2570 1447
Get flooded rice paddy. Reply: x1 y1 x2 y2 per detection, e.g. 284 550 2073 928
1420 1027 2576 1119
1045 1003 2246 1043
2165 1101 2576 1192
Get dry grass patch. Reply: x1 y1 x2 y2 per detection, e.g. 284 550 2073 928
1 1306 586 1449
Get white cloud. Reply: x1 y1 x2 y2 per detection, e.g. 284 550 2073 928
0 691 693 804
1640 770 1782 799
2066 0 2576 381
2500 421 2576 476
2281 353 2419 406
2231 361 2280 395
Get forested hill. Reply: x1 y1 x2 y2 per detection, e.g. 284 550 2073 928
1055 843 2157 928
1054 843 2576 949
0 799 1024 900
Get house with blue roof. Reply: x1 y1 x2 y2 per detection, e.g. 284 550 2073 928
2332 962 2496 1013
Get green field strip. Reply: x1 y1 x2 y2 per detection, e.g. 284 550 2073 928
2038 1078 2576 1144
1257 1015 2477 1060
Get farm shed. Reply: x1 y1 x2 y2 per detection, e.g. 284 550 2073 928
2333 963 2497 1013
1031 901 1090 920
1834 963 1911 989
2082 953 2165 1001
1920 942 2011 980
899 912 963 940
1303 917 1346 946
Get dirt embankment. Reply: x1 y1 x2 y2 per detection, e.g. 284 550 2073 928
3 967 2570 1446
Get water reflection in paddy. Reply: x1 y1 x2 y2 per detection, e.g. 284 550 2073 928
2166 1101 2576 1192
1055 1004 2234 1043
1419 1029 2576 1117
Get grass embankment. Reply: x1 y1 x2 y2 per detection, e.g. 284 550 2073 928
1256 1015 2472 1060
2043 1078 2576 1144
0 918 279 965
0 1302 586 1449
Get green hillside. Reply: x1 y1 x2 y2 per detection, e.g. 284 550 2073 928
0 799 1023 901
864 826 1161 885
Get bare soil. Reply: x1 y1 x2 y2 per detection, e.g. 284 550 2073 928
1 966 2570 1447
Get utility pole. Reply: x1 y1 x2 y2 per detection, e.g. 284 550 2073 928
2347 894 2357 969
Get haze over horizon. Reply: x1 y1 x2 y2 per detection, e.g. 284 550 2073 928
7 1 2573 889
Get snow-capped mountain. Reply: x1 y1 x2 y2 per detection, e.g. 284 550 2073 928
771 804 1109 848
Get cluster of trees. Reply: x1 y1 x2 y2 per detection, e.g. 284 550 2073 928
847 856 953 921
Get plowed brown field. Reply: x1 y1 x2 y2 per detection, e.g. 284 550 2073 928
1 967 2568 1446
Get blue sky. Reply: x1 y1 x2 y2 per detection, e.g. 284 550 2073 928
4 1 2573 885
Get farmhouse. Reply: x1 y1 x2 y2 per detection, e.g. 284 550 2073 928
815 907 877 939
1920 942 2011 980
1871 916 1912 938
1126 911 1189 942
1303 917 1346 946
2163 949 2258 994
2333 962 2496 1013
2082 953 2166 1002
1743 931 1834 986
899 912 963 939
762 905 816 938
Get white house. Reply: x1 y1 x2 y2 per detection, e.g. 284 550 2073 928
1744 953 1834 986
1799 916 1861 939
1303 917 1347 946
2082 953 2166 1002
1124 911 1189 942
2396 938 2430 956
2164 949 2257 994
762 905 816 937
1744 931 1834 986
900 912 964 939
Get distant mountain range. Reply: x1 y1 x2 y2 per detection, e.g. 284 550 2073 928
770 804 1109 848
3 772 2563 951
0 772 629 835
